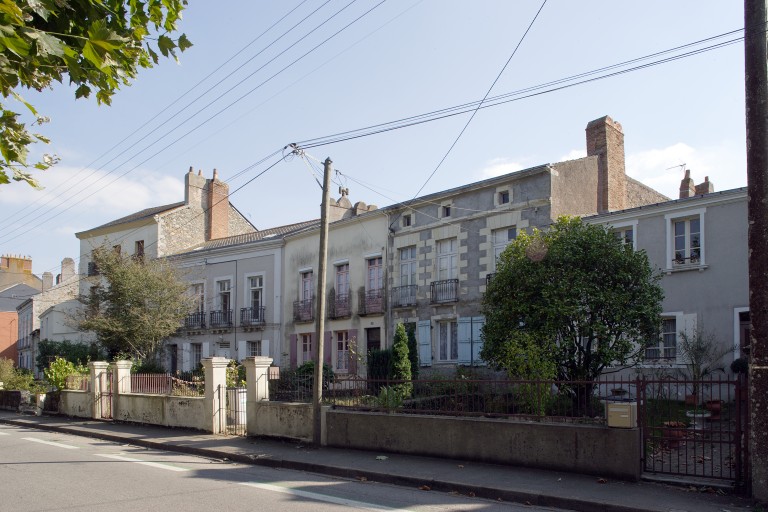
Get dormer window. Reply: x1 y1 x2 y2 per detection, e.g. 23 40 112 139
402 214 412 227
442 205 451 218
499 191 509 204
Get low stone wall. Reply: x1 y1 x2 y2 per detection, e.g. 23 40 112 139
248 401 312 441
115 394 207 431
60 390 92 418
325 410 641 481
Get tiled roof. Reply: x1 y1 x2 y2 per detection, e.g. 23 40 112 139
0 283 40 312
77 202 185 235
181 219 321 252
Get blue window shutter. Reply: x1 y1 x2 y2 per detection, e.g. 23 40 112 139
457 317 471 364
471 316 486 366
417 320 432 367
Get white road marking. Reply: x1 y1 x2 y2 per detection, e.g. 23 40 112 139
22 437 78 449
0 431 10 435
239 481 411 511
96 453 189 472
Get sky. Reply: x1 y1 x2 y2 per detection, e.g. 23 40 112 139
0 1 748 277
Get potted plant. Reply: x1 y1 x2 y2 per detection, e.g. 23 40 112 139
676 328 730 406
662 421 687 449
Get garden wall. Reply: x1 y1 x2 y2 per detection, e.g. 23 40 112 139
248 401 312 441
114 394 207 431
325 410 641 481
60 390 91 418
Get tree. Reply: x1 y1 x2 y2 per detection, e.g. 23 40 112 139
481 217 664 409
35 339 103 372
391 323 412 398
78 248 192 361
405 322 419 380
0 0 191 187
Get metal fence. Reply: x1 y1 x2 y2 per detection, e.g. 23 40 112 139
130 372 205 397
64 374 90 391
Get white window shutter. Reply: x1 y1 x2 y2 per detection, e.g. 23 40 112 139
471 316 486 366
417 320 432 367
182 343 191 371
261 339 270 358
237 340 247 360
201 343 210 359
457 317 472 364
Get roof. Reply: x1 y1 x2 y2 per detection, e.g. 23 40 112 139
76 201 185 236
178 219 321 253
0 283 40 312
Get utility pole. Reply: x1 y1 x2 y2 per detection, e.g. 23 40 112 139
313 157 332 446
744 0 768 501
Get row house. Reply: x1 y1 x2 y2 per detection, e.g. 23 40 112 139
282 191 385 376
164 220 317 371
585 176 748 372
386 116 667 370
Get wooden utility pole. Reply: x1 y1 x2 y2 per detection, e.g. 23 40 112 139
313 157 332 446
744 0 768 501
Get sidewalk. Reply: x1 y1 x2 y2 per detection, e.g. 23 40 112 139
0 411 754 512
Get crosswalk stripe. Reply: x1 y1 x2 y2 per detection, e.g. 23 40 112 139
239 481 410 512
22 437 78 449
96 453 189 472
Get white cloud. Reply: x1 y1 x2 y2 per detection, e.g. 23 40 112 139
626 140 746 198
559 149 587 161
477 157 526 179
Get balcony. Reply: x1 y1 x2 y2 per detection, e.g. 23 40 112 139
293 298 314 322
329 290 351 319
391 285 417 308
209 309 233 328
430 279 459 304
240 306 266 328
185 311 206 330
359 288 384 316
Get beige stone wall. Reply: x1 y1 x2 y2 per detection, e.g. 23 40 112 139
550 157 600 219
158 207 206 256
228 206 256 236
625 177 669 208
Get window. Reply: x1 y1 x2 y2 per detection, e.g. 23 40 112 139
367 257 382 291
248 340 262 357
399 247 417 286
217 280 231 311
335 264 349 296
498 190 510 204
402 214 412 227
442 205 451 218
614 227 634 246
301 334 312 364
248 276 263 309
301 271 313 300
438 320 458 361
646 317 677 360
190 283 205 313
191 343 202 369
491 227 517 270
674 217 700 265
336 331 350 372
436 238 458 280
134 240 145 261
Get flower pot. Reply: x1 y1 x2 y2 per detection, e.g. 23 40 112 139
685 394 699 406
663 423 687 449
705 399 722 420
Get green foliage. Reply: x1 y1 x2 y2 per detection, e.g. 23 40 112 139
295 361 335 389
36 339 103 371
78 248 193 361
405 323 419 380
226 360 246 388
43 356 87 391
376 386 403 411
391 323 412 398
481 216 664 383
677 327 730 398
731 357 748 375
0 357 15 386
0 0 191 187
0 358 44 392
367 348 392 380
132 359 166 374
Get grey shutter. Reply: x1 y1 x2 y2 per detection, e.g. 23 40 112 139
471 316 485 366
418 320 432 367
457 317 472 364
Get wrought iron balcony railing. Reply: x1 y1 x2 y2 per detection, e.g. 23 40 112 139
293 298 314 322
430 279 459 304
185 311 206 329
240 306 266 327
391 285 417 308
359 288 384 315
209 309 233 328
329 292 351 319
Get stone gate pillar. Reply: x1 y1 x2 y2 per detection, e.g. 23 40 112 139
244 357 273 436
202 357 229 434
88 361 109 420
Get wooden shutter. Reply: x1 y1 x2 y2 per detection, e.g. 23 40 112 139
418 320 432 367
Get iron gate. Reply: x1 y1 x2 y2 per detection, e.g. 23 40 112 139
99 370 113 420
217 385 247 436
638 376 748 487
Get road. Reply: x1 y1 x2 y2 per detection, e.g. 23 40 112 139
0 424 568 512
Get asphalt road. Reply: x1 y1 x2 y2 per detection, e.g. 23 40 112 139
0 424 569 512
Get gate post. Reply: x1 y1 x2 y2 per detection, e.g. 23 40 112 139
202 357 229 434
89 361 108 420
112 360 132 420
243 357 273 436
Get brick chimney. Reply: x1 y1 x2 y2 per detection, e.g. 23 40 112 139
679 169 696 198
586 116 626 213
61 257 76 282
42 272 53 291
695 176 714 195
206 169 229 241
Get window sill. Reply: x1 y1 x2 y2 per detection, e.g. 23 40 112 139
664 264 708 275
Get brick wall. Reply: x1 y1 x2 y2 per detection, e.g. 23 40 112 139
586 116 626 213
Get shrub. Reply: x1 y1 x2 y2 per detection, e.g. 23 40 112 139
367 349 392 381
405 323 419 380
295 361 334 389
376 386 403 411
731 357 748 375
226 360 246 388
44 357 87 391
391 324 412 398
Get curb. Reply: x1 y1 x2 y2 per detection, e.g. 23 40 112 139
0 416 706 512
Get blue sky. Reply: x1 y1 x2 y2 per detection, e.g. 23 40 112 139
0 1 747 276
